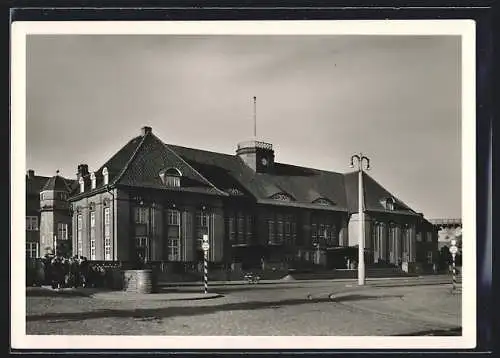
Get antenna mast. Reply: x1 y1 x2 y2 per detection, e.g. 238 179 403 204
253 96 257 139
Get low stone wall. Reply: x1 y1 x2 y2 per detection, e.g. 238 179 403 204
122 269 158 294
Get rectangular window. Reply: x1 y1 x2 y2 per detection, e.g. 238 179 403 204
330 224 337 245
416 233 422 242
292 222 297 244
168 209 180 226
268 220 275 243
246 215 253 242
135 207 149 224
104 207 111 260
196 211 210 248
135 236 150 261
427 251 433 264
136 237 148 247
228 217 236 243
285 221 291 244
57 223 68 241
26 242 38 258
277 219 284 243
167 209 181 261
26 216 39 231
89 212 96 260
165 176 180 187
168 238 180 261
237 214 244 241
426 232 433 242
311 223 317 243
77 214 83 257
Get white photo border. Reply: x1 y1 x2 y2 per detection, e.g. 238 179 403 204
11 19 476 350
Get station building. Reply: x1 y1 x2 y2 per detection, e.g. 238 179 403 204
64 126 438 270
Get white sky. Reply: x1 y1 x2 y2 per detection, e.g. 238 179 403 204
26 34 462 219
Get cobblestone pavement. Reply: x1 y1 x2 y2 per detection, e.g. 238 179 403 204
26 279 461 336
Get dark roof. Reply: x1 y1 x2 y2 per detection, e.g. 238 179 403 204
71 129 421 217
169 144 349 211
42 175 74 192
26 175 51 195
344 171 416 215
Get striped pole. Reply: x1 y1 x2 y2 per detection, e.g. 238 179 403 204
452 253 457 291
203 250 208 294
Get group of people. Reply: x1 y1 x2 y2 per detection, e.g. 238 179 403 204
46 255 91 289
29 255 109 289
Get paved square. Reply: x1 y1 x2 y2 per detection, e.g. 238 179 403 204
26 278 461 336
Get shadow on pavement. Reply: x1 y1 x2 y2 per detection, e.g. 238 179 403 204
26 293 403 323
26 288 92 298
393 327 462 336
158 285 306 294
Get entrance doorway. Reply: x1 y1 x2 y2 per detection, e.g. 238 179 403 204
134 236 150 263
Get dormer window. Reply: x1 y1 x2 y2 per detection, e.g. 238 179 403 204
90 172 96 190
79 177 84 193
313 198 335 206
227 188 244 196
270 192 294 201
159 168 181 187
102 167 109 185
385 197 396 211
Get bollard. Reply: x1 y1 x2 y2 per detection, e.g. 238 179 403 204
452 253 457 292
204 251 208 294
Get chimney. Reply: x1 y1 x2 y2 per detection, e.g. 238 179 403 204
27 169 35 179
77 164 89 180
141 126 152 136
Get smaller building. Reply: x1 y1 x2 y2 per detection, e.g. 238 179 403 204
25 170 74 258
429 218 462 250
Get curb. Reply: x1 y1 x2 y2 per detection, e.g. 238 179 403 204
90 291 224 301
158 275 454 287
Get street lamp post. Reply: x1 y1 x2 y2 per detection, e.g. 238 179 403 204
350 153 371 286
313 242 320 265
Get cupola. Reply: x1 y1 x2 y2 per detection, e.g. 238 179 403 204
236 140 275 173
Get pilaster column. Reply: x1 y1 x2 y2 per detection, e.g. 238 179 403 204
339 216 349 247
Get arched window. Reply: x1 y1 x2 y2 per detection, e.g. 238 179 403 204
102 167 109 185
385 197 396 211
159 168 182 187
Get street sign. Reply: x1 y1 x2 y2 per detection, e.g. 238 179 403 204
202 242 210 251
449 246 458 254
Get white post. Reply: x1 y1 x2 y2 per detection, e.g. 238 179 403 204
450 238 457 292
350 153 370 286
358 168 366 286
452 253 457 291
53 235 57 256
